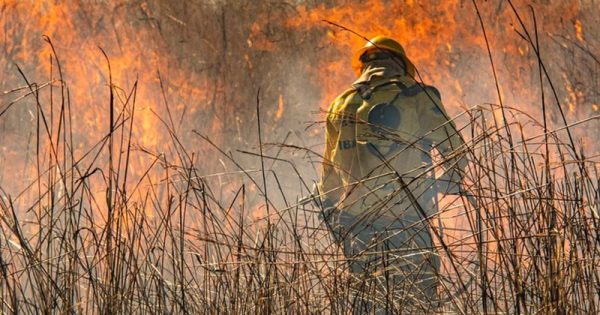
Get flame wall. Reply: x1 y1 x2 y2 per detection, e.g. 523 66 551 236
1 0 599 198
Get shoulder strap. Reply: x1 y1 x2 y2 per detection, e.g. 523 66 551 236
352 76 419 100
337 87 358 100
401 83 441 99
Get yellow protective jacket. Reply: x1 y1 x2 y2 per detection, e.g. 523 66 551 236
318 66 466 220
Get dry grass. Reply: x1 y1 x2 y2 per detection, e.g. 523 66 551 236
1 59 599 315
1 5 600 312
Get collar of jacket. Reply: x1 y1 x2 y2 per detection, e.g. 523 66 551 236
352 63 416 100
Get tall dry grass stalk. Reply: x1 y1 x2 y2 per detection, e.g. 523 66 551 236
1 26 600 315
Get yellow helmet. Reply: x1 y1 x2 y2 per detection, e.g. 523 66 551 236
352 36 415 77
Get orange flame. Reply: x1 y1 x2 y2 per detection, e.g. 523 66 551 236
1 0 595 213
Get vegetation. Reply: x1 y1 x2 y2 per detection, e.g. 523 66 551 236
1 1 599 314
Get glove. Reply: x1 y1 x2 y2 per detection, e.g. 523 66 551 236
319 205 346 244
309 183 336 209
319 205 339 222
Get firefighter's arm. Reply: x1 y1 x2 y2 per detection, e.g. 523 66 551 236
317 105 344 208
419 87 467 194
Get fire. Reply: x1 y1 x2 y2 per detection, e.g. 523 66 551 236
249 22 277 51
1 1 596 215
275 94 285 120
279 0 479 111
0 2 598 312
575 19 584 42
246 0 592 131
0 1 218 200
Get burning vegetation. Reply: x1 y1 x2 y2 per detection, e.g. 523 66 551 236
1 0 600 314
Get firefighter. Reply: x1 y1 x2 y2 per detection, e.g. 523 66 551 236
317 36 467 311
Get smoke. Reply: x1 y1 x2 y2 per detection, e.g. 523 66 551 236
0 3 599 312
1 0 599 199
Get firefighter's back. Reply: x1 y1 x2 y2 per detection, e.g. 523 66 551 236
340 76 440 219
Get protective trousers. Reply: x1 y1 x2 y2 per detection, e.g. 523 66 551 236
324 207 440 313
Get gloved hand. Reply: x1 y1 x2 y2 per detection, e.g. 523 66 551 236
306 183 336 209
303 183 344 243
319 205 346 244
319 205 340 222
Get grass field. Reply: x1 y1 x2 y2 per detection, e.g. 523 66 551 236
1 1 600 313
1 61 599 314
